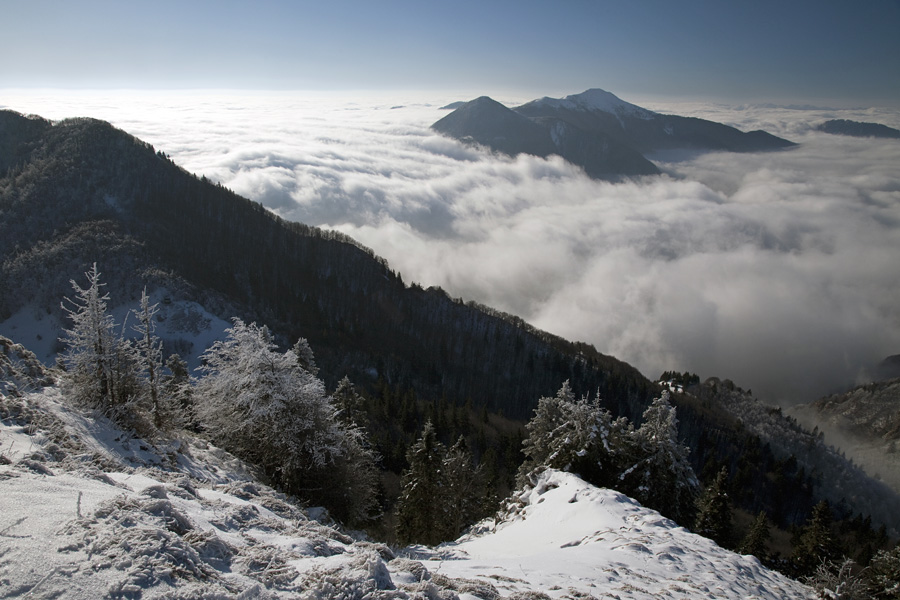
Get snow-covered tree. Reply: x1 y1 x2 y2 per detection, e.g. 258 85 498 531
163 353 193 427
194 319 378 522
132 288 167 427
441 436 486 540
292 336 318 376
864 546 900 598
619 390 699 524
807 559 868 600
396 420 446 545
196 319 338 474
694 466 733 547
315 420 382 526
519 381 625 487
59 264 141 419
332 375 368 429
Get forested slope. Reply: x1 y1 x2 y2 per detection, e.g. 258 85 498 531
0 109 650 418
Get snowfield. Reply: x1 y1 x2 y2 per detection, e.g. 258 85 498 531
1 384 813 599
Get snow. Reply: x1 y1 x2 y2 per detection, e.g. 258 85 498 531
534 88 656 120
1 385 813 599
416 470 811 599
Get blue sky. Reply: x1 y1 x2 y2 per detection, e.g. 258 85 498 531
3 0 898 104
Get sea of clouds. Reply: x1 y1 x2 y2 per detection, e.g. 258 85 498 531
3 89 899 404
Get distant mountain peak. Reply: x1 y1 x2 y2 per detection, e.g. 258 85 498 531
532 88 654 118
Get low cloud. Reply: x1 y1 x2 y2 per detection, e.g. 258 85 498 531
4 91 899 404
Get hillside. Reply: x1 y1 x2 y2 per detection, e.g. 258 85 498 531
792 378 900 495
0 376 812 599
0 109 650 419
2 108 899 543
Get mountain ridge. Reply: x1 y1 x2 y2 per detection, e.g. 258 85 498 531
3 108 899 541
432 88 796 179
0 108 651 420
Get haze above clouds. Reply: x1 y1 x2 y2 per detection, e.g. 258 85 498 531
4 91 899 404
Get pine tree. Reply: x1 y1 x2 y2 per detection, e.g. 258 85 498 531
59 264 141 419
441 436 485 540
619 390 698 524
694 467 733 548
132 288 166 428
396 421 446 546
738 511 772 562
793 500 839 577
318 375 380 525
163 353 193 426
332 375 368 429
519 381 621 487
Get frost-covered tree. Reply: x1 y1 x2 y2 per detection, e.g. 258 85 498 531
163 353 193 426
59 264 141 419
316 376 380 525
864 546 900 598
315 420 382 526
694 466 733 548
196 319 339 474
519 381 626 488
132 288 167 427
619 390 699 524
807 559 868 600
441 436 486 541
194 319 377 522
332 375 368 429
396 421 446 545
292 337 318 376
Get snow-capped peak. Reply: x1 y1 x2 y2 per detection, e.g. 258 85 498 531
536 88 655 119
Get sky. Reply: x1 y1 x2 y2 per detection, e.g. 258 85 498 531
2 1 900 405
2 0 900 104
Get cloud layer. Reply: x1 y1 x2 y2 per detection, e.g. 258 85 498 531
4 91 900 404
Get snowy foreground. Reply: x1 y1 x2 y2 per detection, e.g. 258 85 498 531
1 388 812 599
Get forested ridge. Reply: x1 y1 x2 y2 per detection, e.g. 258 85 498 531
0 109 649 418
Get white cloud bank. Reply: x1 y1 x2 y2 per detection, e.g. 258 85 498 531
3 90 899 404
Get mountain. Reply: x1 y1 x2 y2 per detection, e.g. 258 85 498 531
432 96 558 159
0 380 813 599
693 377 900 532
815 119 900 139
3 108 899 540
792 378 900 496
432 94 660 178
0 109 650 420
431 88 795 179
516 89 797 154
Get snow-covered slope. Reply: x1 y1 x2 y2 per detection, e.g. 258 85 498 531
416 470 811 599
1 382 812 599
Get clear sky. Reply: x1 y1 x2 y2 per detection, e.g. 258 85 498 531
2 0 899 104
